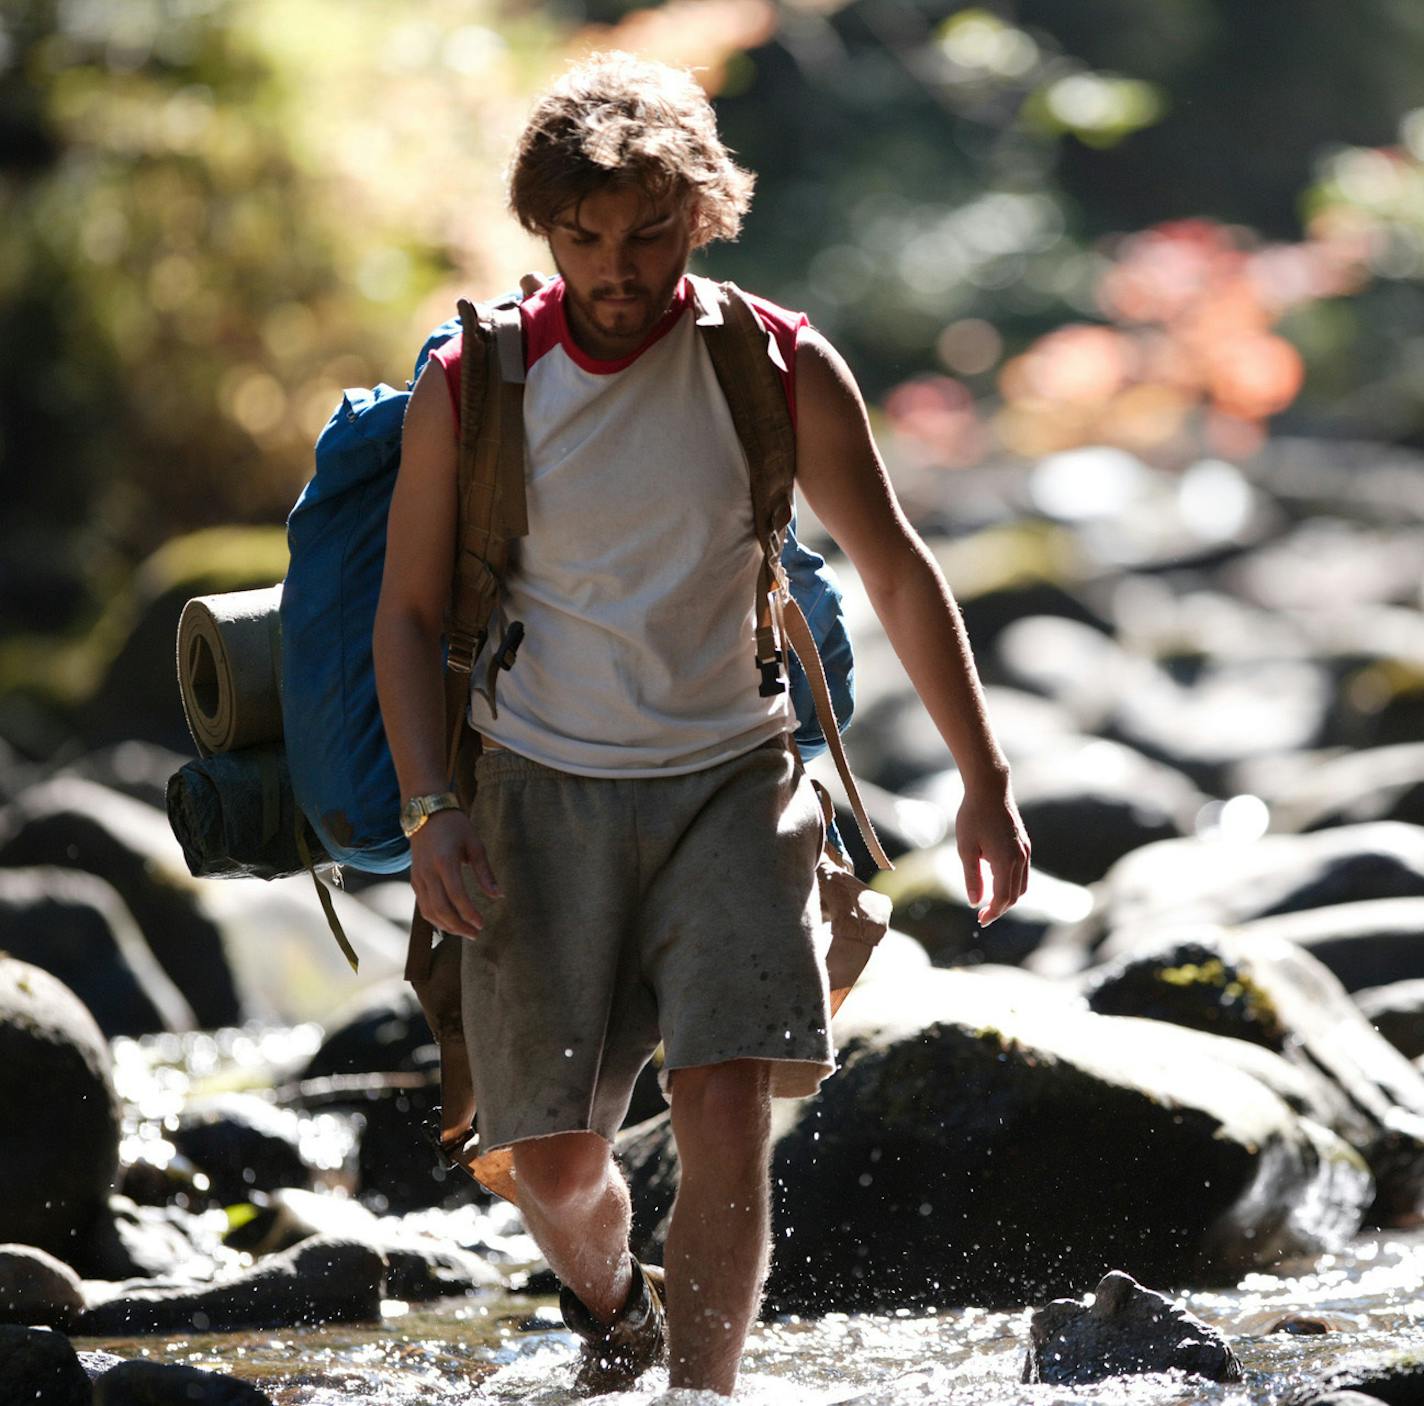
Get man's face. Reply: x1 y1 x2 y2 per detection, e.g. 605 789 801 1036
547 184 695 360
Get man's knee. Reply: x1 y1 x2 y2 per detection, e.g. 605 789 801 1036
512 1131 614 1213
669 1060 771 1168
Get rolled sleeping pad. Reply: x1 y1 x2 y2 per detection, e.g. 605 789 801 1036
166 744 327 881
177 585 285 757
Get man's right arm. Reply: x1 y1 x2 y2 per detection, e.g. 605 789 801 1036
372 361 499 938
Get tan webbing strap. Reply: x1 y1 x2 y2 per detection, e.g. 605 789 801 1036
406 297 529 984
297 822 361 973
780 590 893 871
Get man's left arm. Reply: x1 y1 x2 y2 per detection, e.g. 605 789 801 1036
793 327 1031 924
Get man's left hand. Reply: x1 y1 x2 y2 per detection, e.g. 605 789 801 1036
956 777 1031 926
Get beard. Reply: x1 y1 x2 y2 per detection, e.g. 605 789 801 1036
554 257 687 358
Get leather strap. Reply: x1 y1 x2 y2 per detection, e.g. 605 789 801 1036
780 589 892 871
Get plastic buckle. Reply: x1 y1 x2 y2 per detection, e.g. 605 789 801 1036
757 652 786 697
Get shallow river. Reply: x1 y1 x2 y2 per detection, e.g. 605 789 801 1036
95 1028 1424 1404
76 1220 1424 1404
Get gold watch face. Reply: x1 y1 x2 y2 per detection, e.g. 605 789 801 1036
400 798 426 838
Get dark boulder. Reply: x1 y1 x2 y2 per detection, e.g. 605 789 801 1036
1356 979 1424 1061
0 866 194 1036
1034 823 1424 978
1021 1269 1242 1385
1217 899 1424 994
172 1095 313 1206
1084 928 1424 1222
75 1235 385 1334
0 777 239 1027
0 1244 83 1329
93 1359 273 1404
0 1324 90 1406
0 956 120 1259
1001 739 1206 886
622 967 1371 1312
78 1196 211 1283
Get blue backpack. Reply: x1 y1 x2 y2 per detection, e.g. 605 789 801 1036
280 281 857 876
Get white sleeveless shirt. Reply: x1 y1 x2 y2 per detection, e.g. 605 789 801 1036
430 276 805 777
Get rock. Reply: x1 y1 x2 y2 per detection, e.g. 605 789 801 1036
622 967 1371 1312
173 1095 312 1206
1356 979 1424 1060
993 615 1165 734
0 777 240 1027
1000 738 1207 885
297 981 462 1212
0 1324 90 1405
1108 658 1333 794
79 1196 212 1283
221 1188 501 1299
1084 928 1424 1222
1220 899 1424 994
79 1350 129 1378
0 956 120 1259
73 525 290 754
1021 1269 1242 1384
874 844 1090 969
0 776 407 1030
93 1359 273 1404
76 1235 385 1335
1033 823 1424 977
53 741 191 814
0 1244 83 1328
1257 742 1424 834
0 866 194 1036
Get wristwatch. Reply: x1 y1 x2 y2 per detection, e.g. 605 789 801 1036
400 791 461 838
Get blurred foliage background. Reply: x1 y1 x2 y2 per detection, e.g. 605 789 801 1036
4 0 1424 742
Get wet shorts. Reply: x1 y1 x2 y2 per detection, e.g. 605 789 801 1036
459 736 833 1154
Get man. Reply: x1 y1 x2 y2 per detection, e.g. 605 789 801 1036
373 51 1029 1397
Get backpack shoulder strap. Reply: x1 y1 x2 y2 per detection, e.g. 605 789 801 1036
692 275 891 872
407 295 529 986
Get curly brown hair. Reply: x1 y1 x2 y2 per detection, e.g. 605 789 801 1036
509 51 755 248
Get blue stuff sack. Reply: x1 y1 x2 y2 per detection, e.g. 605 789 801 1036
280 306 855 873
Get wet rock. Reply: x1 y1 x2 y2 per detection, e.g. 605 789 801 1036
0 1244 83 1329
1021 1269 1242 1384
1221 899 1424 994
0 866 194 1036
1356 980 1424 1060
0 956 120 1259
1033 823 1424 978
0 1324 90 1405
298 980 464 1211
173 1095 312 1206
623 967 1372 1312
79 1196 212 1282
1084 928 1424 1222
222 1188 501 1299
0 777 239 1027
93 1359 273 1404
76 1235 385 1334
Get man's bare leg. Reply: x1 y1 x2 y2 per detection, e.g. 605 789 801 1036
664 1060 772 1395
512 1131 634 1323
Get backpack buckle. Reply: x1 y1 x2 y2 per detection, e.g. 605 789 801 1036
758 651 786 697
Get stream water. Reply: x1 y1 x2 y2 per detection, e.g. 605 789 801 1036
90 1029 1424 1405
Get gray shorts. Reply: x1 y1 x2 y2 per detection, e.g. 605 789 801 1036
459 736 833 1154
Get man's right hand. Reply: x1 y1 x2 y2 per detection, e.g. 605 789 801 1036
410 810 502 939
